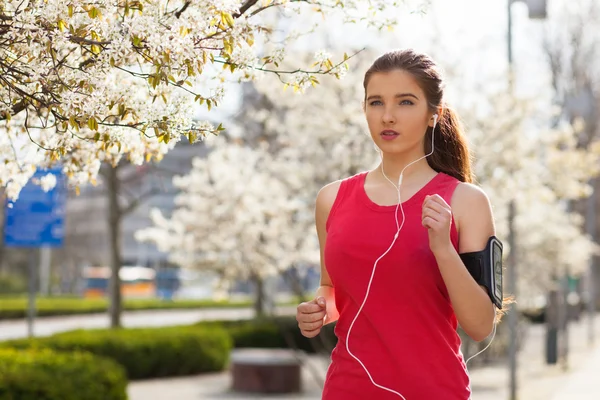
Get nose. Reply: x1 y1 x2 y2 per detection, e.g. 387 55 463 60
382 106 395 125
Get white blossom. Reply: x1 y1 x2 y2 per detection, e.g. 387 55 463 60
0 0 414 198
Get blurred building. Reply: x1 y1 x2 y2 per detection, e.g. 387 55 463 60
59 139 207 272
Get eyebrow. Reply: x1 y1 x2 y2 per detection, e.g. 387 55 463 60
366 93 420 101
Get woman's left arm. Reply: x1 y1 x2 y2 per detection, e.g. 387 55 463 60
421 183 496 342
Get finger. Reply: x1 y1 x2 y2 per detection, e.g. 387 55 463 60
423 199 446 213
422 216 436 229
299 310 327 324
422 209 442 223
298 301 324 314
301 328 321 338
426 194 449 206
423 196 451 213
300 320 325 332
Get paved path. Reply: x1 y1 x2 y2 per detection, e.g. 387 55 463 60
2 308 599 399
128 315 600 400
0 306 296 341
551 340 600 400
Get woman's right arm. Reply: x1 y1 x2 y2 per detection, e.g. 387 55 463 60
297 180 341 337
314 180 341 325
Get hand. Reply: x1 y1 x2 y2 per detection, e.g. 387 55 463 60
296 296 327 338
422 194 453 256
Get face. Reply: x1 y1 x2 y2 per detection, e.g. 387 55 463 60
364 69 436 156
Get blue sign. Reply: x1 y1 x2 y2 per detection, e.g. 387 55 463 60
4 168 67 248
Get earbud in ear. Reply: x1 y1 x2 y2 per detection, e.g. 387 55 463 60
433 114 439 125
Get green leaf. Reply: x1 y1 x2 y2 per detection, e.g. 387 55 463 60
87 117 98 131
88 7 99 19
221 12 235 27
187 131 197 143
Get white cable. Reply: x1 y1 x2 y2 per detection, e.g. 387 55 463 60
345 115 497 398
465 323 497 367
345 117 437 399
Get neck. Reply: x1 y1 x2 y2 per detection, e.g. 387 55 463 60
377 152 433 185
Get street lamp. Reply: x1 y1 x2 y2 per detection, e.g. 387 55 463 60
506 2 547 400
526 0 548 19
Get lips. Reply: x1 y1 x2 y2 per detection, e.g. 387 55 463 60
380 130 400 140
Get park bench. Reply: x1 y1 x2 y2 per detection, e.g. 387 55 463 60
230 348 302 394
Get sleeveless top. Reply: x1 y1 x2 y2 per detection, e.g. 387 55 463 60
322 171 470 400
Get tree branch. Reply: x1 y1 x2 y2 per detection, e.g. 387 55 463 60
0 100 27 121
234 0 260 18
174 1 191 18
69 36 111 46
122 187 163 215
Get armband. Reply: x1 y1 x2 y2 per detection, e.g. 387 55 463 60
459 236 503 309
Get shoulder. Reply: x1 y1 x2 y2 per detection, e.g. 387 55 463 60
450 182 495 252
316 172 365 214
451 182 491 211
316 180 343 215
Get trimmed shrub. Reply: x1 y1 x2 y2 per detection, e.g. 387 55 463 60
205 316 338 353
0 348 127 400
0 276 26 295
1 325 232 380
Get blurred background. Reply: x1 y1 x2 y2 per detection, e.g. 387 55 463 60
1 0 600 399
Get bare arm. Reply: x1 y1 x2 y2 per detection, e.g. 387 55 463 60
314 180 341 325
432 183 496 342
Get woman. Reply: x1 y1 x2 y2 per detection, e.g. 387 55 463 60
296 49 503 399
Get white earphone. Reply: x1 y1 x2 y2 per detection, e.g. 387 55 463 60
347 112 495 399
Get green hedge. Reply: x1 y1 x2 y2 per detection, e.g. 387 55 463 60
0 276 27 295
0 297 253 320
203 316 338 354
0 348 127 400
1 325 232 380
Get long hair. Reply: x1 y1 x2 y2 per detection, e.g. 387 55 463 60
363 49 473 183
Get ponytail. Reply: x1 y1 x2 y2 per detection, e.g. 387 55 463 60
424 106 473 184
428 106 515 322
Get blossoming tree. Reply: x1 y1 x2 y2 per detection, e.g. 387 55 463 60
136 54 378 312
0 0 416 199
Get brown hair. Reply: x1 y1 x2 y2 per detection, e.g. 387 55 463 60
363 49 473 184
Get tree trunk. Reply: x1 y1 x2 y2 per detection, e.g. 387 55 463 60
107 166 122 328
546 287 560 364
252 274 265 318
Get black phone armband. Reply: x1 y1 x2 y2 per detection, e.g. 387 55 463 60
459 236 504 309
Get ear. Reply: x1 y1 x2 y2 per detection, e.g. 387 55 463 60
428 107 443 128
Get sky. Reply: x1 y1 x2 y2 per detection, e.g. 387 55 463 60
203 0 563 124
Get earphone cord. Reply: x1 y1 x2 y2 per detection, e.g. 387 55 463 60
344 119 437 399
344 116 495 398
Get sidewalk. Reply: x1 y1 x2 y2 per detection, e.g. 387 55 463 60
551 340 600 400
128 316 600 400
0 306 296 341
469 314 600 400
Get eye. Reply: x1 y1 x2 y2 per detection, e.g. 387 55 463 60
369 100 383 106
399 100 414 105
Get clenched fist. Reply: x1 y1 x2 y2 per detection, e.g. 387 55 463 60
297 296 328 338
422 194 453 256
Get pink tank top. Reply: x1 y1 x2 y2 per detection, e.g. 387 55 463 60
322 171 470 400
